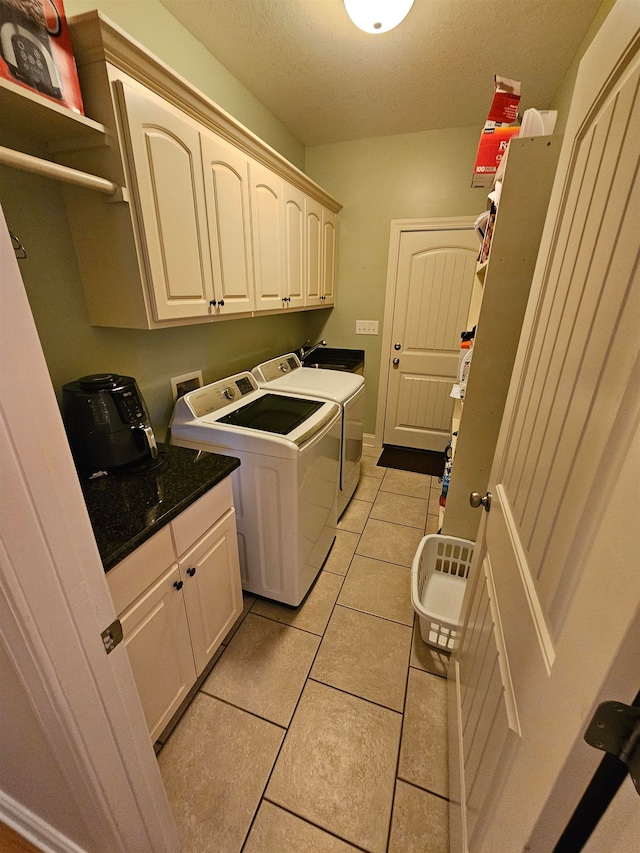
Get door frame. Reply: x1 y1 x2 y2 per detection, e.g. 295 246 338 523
375 216 477 446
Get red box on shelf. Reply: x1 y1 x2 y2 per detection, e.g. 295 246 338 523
0 0 84 114
471 123 520 188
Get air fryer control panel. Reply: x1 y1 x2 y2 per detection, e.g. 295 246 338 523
114 388 145 424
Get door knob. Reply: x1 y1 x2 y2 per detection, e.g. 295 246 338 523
186 567 196 577
173 580 183 591
394 343 401 350
470 491 492 512
392 358 400 366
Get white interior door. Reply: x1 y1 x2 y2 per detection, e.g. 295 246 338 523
383 228 477 451
450 6 640 850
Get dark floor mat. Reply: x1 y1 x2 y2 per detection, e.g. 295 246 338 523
377 444 445 477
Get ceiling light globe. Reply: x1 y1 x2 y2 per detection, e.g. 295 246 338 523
344 0 415 34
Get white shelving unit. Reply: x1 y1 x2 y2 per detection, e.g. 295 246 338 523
441 135 562 543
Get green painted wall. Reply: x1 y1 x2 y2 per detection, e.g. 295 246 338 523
305 126 484 432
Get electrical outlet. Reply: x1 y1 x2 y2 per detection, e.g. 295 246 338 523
171 370 203 401
356 320 379 335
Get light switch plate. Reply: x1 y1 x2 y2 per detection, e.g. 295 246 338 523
356 320 379 335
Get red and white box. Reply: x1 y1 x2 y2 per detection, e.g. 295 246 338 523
472 75 521 188
0 0 84 114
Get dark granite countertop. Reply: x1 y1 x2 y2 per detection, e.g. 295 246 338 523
80 443 240 571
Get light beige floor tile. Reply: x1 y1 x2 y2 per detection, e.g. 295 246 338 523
223 592 256 644
427 495 441 516
360 455 385 479
337 498 372 534
338 555 414 626
357 518 424 568
398 668 449 797
380 468 431 499
370 491 428 529
201 614 319 726
251 570 343 636
311 605 412 711
323 530 360 576
267 680 401 853
425 514 440 534
353 474 383 502
410 620 450 677
158 693 283 853
244 801 360 853
388 781 449 853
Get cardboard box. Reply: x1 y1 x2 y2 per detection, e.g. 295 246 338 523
0 0 84 114
472 122 521 188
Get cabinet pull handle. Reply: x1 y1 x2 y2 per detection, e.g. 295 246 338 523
186 567 196 577
173 580 183 591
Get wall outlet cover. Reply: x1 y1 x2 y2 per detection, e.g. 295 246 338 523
171 370 203 401
356 320 379 335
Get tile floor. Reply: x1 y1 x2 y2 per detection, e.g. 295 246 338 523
156 446 451 853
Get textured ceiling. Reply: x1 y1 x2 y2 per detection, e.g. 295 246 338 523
158 0 603 146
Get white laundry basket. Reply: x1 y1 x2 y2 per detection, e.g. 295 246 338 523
411 534 474 651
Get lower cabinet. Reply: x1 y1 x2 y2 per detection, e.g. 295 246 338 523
106 478 242 741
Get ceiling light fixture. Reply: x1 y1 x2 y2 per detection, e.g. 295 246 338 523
344 0 415 34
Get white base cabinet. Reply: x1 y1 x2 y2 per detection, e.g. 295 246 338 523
107 478 242 741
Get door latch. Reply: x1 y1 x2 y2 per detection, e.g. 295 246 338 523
584 701 640 794
101 619 123 654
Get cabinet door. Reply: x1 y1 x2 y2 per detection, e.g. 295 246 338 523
250 159 285 311
119 563 196 742
179 508 242 675
305 197 323 306
322 208 337 306
114 81 214 321
283 182 305 308
201 131 255 316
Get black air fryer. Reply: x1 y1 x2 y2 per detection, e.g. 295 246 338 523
63 374 158 474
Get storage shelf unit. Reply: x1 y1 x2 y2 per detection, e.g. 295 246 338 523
441 135 561 542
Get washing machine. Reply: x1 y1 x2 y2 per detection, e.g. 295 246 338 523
252 353 365 517
170 372 341 606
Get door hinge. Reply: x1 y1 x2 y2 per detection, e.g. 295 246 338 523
584 701 640 794
101 619 123 654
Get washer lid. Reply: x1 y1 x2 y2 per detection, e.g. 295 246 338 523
252 354 364 403
216 393 324 434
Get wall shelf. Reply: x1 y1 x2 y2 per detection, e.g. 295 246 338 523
0 78 107 147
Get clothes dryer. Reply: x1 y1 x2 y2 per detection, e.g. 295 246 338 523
252 354 364 516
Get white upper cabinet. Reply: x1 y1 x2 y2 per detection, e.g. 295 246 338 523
114 81 216 322
43 12 341 328
200 131 255 316
306 200 336 307
282 181 306 309
250 158 285 312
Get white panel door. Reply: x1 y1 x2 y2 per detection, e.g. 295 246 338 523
114 81 215 321
201 130 255 315
383 229 477 451
451 8 640 850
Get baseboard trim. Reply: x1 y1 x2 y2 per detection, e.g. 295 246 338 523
0 791 87 853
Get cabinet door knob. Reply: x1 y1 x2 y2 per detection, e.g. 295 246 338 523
394 343 401 350
186 567 196 577
209 299 216 307
470 491 492 512
392 357 400 366
219 299 224 307
173 580 183 591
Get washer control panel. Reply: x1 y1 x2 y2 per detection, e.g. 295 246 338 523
184 372 258 417
252 354 301 383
